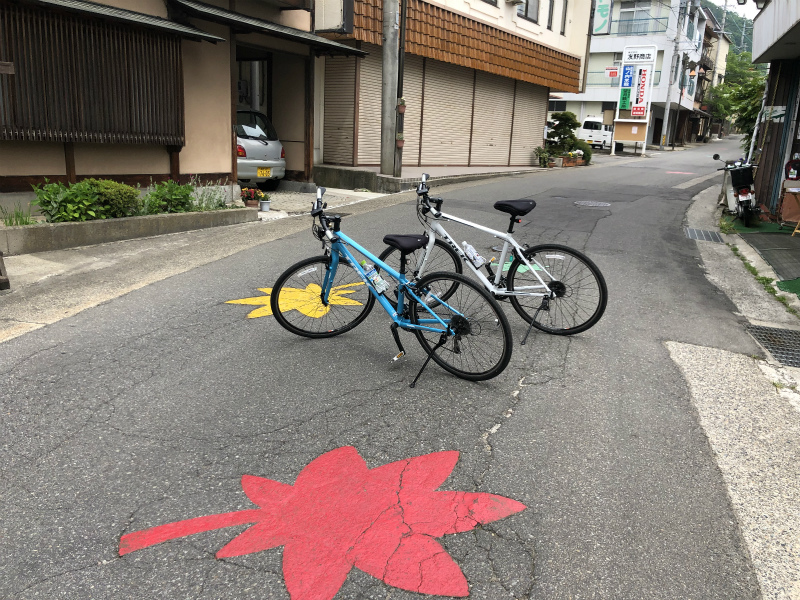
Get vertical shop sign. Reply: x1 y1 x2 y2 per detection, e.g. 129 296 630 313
632 67 650 117
593 0 613 35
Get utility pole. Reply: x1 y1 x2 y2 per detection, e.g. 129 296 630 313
392 0 407 177
659 35 680 151
710 0 727 90
380 0 399 175
709 0 728 139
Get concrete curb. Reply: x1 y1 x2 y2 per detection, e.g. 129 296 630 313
312 165 544 193
0 208 259 256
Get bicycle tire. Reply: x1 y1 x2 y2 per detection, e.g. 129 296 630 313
270 255 376 338
507 244 607 335
410 271 512 381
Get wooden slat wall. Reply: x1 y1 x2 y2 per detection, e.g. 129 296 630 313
470 71 514 166
357 44 382 165
329 0 582 92
323 55 357 165
0 2 184 145
509 81 547 166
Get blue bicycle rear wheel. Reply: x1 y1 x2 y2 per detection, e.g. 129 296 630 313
410 272 512 381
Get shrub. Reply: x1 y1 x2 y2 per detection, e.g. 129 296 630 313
547 111 581 155
144 180 194 213
32 179 106 222
190 177 229 211
84 179 140 218
572 140 593 164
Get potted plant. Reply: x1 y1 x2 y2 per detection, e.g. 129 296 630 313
561 152 578 167
241 187 264 208
534 146 550 168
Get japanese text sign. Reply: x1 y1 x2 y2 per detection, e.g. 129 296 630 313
621 65 634 88
619 88 631 110
631 67 649 117
593 0 613 35
623 46 657 63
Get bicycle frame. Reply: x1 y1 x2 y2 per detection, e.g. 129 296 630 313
416 210 554 298
322 230 456 334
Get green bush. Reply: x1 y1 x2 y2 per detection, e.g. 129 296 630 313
84 179 140 218
144 180 194 213
572 139 593 164
32 179 106 222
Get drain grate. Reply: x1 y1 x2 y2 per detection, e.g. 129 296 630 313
746 325 800 367
685 228 724 243
574 201 611 207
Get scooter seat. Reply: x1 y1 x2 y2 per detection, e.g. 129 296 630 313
494 200 536 217
383 234 429 254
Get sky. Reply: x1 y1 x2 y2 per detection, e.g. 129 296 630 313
704 0 761 22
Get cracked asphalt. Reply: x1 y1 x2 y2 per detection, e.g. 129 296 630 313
1 137 798 599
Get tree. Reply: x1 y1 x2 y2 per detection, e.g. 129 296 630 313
546 111 580 155
704 51 766 150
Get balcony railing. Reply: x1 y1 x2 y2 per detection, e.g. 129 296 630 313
609 17 669 36
586 70 662 87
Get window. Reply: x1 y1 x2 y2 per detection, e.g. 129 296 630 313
549 100 567 111
0 3 184 146
601 101 617 111
582 121 603 130
547 0 555 29
518 0 539 23
560 0 568 35
618 0 652 35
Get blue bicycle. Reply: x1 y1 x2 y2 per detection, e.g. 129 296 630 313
270 187 513 386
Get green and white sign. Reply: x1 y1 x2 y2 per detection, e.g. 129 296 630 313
593 0 613 35
619 88 631 110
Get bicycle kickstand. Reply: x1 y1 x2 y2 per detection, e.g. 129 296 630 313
410 332 448 388
390 323 406 362
521 296 549 346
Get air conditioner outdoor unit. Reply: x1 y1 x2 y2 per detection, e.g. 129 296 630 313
506 0 525 5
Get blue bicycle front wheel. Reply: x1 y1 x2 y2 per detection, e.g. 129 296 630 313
270 255 376 338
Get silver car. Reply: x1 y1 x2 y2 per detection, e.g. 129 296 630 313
236 110 285 190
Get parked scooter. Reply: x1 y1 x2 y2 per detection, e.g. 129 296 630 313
713 153 758 227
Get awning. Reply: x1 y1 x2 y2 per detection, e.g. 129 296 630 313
169 0 366 57
14 0 225 42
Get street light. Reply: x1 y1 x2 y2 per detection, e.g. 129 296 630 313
754 0 766 8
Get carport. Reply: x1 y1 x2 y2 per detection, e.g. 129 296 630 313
167 0 365 182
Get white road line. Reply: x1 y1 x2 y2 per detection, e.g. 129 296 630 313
672 171 723 189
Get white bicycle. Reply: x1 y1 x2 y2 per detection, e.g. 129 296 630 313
378 174 608 342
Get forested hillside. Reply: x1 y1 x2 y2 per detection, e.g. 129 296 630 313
700 0 753 54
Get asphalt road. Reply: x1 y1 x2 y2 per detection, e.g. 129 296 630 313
0 139 776 599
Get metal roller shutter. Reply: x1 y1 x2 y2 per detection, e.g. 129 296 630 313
509 81 548 166
420 60 473 165
401 54 424 167
470 71 514 166
324 56 357 165
357 43 382 165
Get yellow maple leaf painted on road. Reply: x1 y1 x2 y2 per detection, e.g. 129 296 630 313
226 283 365 319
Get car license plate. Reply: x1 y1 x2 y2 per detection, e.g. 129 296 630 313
257 167 271 177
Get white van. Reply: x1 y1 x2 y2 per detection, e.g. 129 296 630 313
577 117 613 149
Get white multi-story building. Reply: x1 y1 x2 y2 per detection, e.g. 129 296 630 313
555 0 707 148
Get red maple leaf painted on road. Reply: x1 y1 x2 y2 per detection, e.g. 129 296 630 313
119 446 526 598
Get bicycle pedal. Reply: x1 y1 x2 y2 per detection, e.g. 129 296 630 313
391 351 406 362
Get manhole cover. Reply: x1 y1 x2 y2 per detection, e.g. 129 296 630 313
574 201 611 207
746 325 800 367
685 228 724 243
